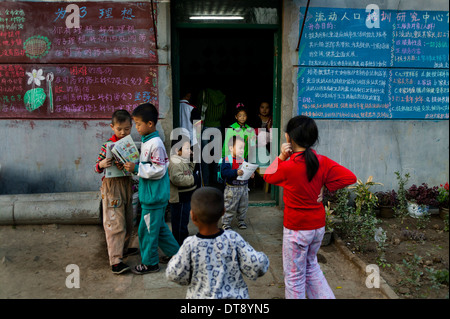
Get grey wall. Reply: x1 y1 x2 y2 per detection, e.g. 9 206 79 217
281 0 449 199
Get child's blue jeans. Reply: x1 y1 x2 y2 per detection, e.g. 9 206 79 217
138 206 180 266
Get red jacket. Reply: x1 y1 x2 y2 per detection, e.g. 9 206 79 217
264 150 356 231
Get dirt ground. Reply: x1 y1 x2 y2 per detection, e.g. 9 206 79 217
0 206 387 299
337 213 449 299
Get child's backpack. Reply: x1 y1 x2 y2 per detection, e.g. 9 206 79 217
217 155 233 184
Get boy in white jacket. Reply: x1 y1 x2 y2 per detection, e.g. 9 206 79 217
124 103 179 275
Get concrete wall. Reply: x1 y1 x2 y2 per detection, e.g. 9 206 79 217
281 0 449 198
0 0 172 195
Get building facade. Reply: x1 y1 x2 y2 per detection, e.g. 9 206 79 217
0 0 448 206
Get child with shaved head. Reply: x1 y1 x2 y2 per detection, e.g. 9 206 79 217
166 187 269 299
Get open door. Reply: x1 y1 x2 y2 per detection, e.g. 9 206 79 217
172 0 281 206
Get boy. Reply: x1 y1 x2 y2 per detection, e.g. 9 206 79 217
220 136 254 230
95 109 137 274
124 103 180 274
166 187 269 299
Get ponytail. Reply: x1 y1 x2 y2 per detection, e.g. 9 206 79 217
304 147 319 182
286 116 319 182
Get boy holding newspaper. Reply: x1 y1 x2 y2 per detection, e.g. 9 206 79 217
95 109 139 275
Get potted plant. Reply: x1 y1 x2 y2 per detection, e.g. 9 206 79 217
437 182 449 220
322 201 335 246
405 183 439 218
348 176 383 216
375 190 398 218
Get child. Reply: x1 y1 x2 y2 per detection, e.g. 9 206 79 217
169 132 199 245
166 187 269 299
222 104 256 162
254 101 273 134
123 103 180 275
95 109 137 275
264 115 357 299
220 136 254 230
254 101 273 151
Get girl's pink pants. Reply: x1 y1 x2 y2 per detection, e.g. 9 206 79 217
283 226 336 299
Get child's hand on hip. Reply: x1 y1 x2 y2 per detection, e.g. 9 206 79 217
317 186 325 203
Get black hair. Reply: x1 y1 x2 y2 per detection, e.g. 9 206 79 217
260 101 272 115
111 109 132 125
235 105 248 117
132 103 158 124
227 135 245 148
191 187 224 224
285 115 319 182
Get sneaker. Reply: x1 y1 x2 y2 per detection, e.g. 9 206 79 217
112 262 130 275
222 224 231 230
123 248 139 258
131 263 160 275
238 222 247 229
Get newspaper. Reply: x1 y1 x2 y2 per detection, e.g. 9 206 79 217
236 161 259 181
111 135 140 165
105 135 140 178
105 142 127 178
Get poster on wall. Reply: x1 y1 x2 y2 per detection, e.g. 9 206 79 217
297 7 449 119
0 1 158 119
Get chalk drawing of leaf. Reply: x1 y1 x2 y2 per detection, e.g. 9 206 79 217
24 88 46 112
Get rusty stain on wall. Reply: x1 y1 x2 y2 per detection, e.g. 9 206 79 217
74 157 82 170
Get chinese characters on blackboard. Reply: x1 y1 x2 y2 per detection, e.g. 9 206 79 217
298 8 449 119
0 1 158 119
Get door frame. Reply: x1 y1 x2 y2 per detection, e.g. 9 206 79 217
171 21 282 206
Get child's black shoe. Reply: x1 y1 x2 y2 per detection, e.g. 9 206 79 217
112 262 130 275
131 263 160 275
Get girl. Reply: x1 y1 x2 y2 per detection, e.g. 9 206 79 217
222 103 256 161
264 115 357 299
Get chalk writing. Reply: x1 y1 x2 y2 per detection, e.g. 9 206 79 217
298 7 449 119
299 8 449 69
54 6 87 22
0 1 156 63
0 2 158 119
0 64 158 119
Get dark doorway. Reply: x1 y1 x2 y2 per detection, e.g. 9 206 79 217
179 28 274 127
179 28 274 201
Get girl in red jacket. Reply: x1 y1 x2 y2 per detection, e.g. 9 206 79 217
264 115 356 299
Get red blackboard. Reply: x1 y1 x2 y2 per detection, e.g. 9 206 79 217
0 64 158 119
0 1 158 119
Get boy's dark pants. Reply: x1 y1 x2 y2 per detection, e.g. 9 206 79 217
170 196 192 246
